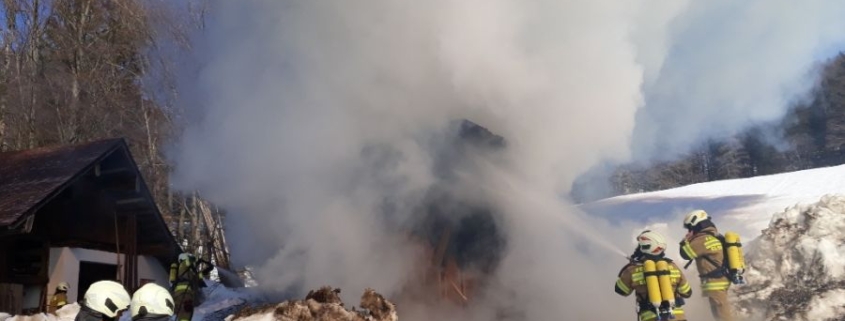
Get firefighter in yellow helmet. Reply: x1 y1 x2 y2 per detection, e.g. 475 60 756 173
48 281 70 314
615 230 693 321
169 253 214 321
679 209 735 321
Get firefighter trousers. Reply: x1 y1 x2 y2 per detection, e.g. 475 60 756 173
706 290 735 321
173 283 195 321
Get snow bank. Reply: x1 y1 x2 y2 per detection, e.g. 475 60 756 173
734 194 845 321
0 303 80 321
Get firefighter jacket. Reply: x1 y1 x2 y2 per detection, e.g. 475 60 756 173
171 261 199 294
615 258 693 321
679 226 731 293
48 291 67 313
170 258 214 293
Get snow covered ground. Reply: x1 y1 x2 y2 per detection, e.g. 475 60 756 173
581 165 845 321
0 303 79 321
193 280 270 321
580 164 845 240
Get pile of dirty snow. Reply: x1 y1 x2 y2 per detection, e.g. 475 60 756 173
734 194 845 321
227 287 397 321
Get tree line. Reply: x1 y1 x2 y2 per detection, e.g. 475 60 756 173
591 53 845 199
0 0 228 268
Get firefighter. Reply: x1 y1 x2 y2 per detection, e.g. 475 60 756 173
679 209 735 321
130 283 175 321
615 230 693 321
170 253 214 321
74 280 131 321
48 281 70 314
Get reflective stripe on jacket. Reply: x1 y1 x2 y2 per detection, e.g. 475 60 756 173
679 226 731 293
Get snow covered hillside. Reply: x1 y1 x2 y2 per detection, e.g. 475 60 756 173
580 164 845 239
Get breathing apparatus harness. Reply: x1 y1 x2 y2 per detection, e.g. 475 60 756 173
623 249 685 320
681 227 746 285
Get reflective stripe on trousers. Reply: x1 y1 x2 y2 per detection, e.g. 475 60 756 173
702 279 730 292
174 283 191 292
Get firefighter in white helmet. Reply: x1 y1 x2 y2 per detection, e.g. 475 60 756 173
615 230 693 321
74 280 130 321
48 281 70 314
130 283 175 321
679 209 735 321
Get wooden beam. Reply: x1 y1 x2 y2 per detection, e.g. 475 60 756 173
50 239 116 253
123 214 138 291
115 197 145 205
433 226 452 269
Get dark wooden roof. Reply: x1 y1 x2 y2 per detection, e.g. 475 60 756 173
0 138 182 262
0 139 122 226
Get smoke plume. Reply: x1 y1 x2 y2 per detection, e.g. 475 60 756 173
168 0 845 320
631 0 845 160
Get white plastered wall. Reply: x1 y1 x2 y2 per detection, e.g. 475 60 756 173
44 247 170 305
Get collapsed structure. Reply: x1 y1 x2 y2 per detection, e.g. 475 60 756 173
393 119 508 306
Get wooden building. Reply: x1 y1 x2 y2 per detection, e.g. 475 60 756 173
0 138 181 314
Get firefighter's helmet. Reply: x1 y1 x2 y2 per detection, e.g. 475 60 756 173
130 283 175 318
178 253 195 264
82 280 130 318
637 230 667 256
683 209 710 229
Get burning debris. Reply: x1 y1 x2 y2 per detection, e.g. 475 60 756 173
227 287 397 321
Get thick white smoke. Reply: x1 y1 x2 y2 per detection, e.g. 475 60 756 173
631 0 845 160
167 0 845 320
